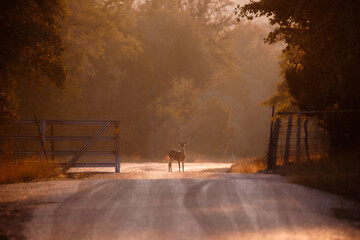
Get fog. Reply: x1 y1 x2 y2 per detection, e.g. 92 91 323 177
16 0 282 160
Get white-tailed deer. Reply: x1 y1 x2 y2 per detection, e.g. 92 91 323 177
167 141 187 172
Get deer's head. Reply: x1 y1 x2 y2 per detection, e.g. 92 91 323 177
178 141 187 148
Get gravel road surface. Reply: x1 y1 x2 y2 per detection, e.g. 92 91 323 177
1 162 359 240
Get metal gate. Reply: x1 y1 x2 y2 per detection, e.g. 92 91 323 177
0 119 121 172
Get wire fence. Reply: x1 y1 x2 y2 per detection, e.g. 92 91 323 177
266 110 360 169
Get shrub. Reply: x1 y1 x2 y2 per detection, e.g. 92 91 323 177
0 155 60 184
228 156 266 173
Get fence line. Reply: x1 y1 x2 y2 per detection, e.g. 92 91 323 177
266 111 343 170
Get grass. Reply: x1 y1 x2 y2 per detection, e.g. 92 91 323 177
228 156 266 173
0 156 61 184
281 150 360 202
228 151 360 202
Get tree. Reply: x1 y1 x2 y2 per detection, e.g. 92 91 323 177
238 0 360 151
13 0 281 159
0 0 67 121
192 98 235 157
16 0 237 157
208 22 282 157
120 0 236 157
262 48 299 112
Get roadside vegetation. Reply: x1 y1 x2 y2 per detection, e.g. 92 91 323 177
0 152 60 184
228 156 266 173
229 151 360 202
281 150 360 202
237 1 360 203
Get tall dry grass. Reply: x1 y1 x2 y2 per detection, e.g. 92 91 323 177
0 153 60 184
228 156 266 173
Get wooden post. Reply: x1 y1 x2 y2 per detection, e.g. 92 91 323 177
115 121 120 173
296 112 301 163
51 123 54 162
40 120 47 162
284 114 293 165
329 112 334 154
304 118 311 161
271 118 281 169
266 107 275 170
34 116 48 162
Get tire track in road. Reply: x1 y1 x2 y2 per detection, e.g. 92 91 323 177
50 180 136 240
98 179 154 240
230 174 359 239
114 178 202 240
231 176 296 238
183 178 255 239
50 178 197 240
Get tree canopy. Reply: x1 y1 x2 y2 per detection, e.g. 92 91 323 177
0 0 67 121
238 0 360 111
1 0 283 159
238 0 360 151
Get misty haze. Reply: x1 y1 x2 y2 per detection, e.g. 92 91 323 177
1 0 360 239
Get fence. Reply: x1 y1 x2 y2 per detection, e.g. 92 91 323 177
0 119 121 172
266 110 360 170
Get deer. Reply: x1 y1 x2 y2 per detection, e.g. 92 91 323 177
167 141 187 172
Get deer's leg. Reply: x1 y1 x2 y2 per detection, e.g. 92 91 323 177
168 159 172 172
182 161 184 172
178 160 181 172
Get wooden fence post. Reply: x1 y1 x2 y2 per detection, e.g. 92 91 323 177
115 121 120 173
36 119 47 162
266 107 275 170
51 123 54 162
284 114 293 165
304 118 311 161
34 116 48 162
41 120 46 162
270 118 281 169
296 112 301 163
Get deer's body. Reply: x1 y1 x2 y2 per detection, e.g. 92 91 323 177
168 141 186 172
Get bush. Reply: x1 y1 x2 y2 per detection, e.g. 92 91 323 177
0 156 60 184
228 156 266 173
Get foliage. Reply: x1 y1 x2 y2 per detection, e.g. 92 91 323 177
7 0 282 159
0 157 60 183
192 98 235 156
217 22 281 157
21 0 238 158
0 0 67 121
262 49 299 112
238 0 360 151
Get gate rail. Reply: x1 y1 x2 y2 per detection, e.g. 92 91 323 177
0 119 121 172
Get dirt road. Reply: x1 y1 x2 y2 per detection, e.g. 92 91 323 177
1 163 359 239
